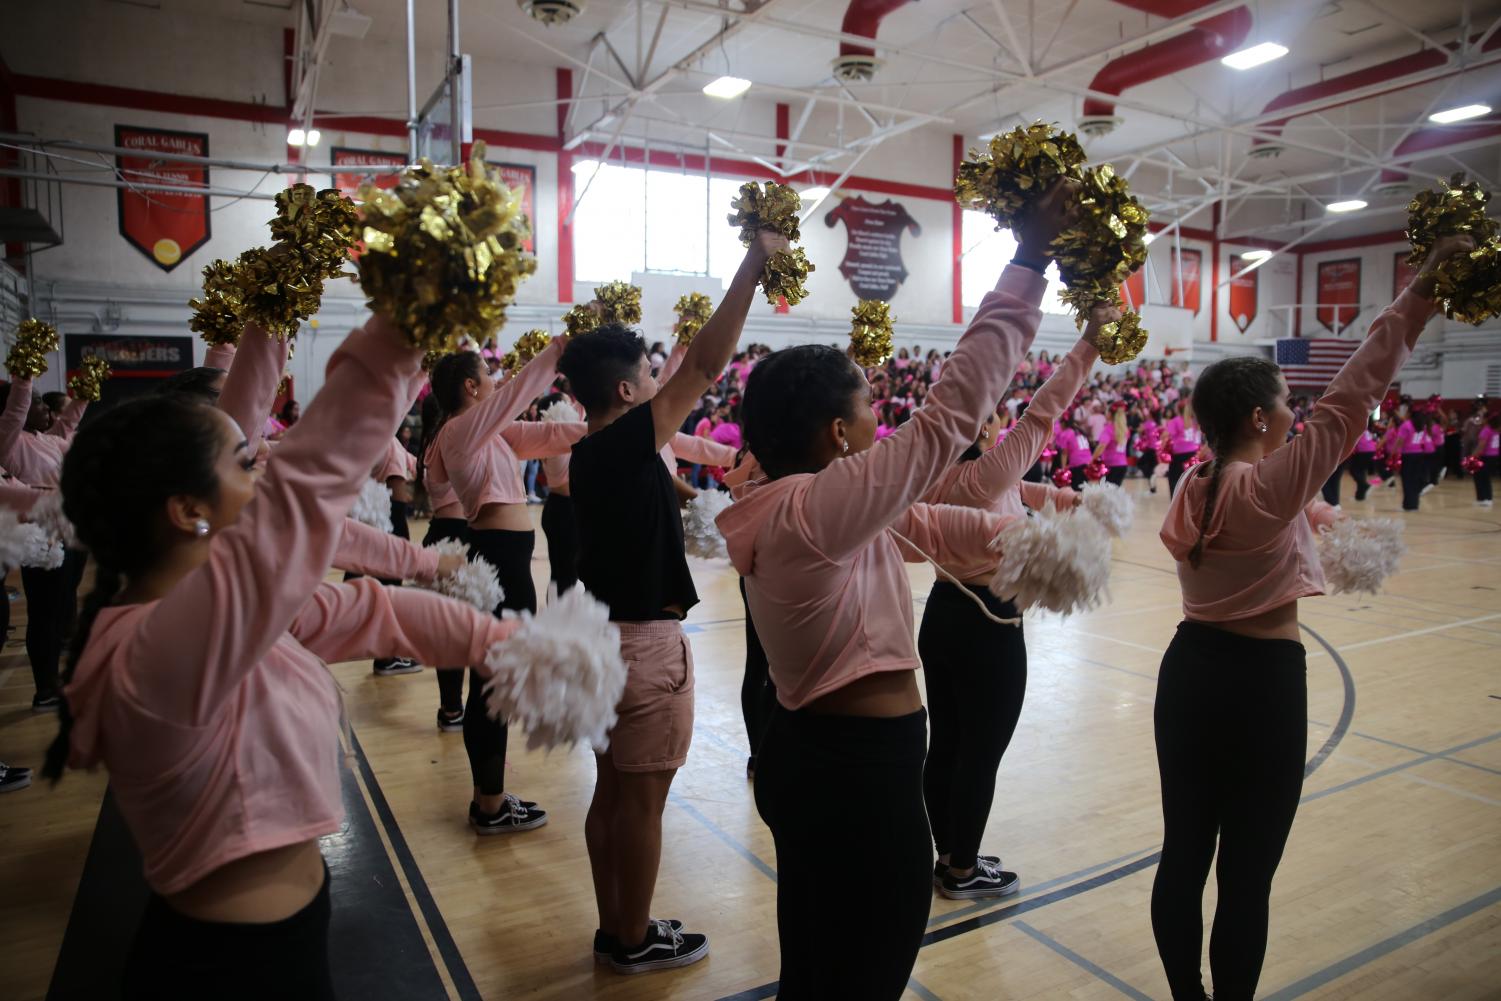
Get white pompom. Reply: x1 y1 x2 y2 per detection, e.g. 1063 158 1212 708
542 398 582 423
29 491 76 548
988 507 1112 616
482 586 627 751
350 478 393 532
682 488 733 560
422 538 506 612
1079 482 1134 538
1318 517 1405 595
0 508 64 569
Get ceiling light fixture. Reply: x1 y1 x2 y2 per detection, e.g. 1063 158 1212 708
303 129 321 147
1221 42 1288 71
703 76 752 99
1240 249 1274 261
1143 232 1158 244
1326 199 1368 213
570 159 601 175
287 128 307 147
1429 103 1492 124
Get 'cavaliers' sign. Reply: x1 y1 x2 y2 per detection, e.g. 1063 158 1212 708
115 125 211 272
823 196 921 300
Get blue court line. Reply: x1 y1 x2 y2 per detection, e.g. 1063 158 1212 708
668 792 778 884
1305 719 1501 778
1259 885 1501 1001
1298 624 1357 778
906 975 945 1001
1302 730 1501 804
1012 921 1155 1001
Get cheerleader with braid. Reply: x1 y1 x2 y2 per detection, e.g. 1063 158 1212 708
1152 234 1471 1001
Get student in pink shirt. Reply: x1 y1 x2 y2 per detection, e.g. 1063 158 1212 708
1055 411 1095 491
1471 413 1499 507
1162 399 1204 496
1394 411 1429 510
1152 234 1467 1001
1348 422 1378 502
1136 408 1162 494
1094 403 1131 486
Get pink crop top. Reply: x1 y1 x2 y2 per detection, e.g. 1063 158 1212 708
63 315 516 896
1160 288 1433 622
717 265 1045 709
0 376 71 487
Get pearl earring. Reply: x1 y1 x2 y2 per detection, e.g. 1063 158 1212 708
1258 423 1268 433
840 439 850 454
194 519 210 537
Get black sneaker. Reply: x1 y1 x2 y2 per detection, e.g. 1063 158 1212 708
594 920 684 963
0 761 32 793
31 693 60 713
939 858 1020 900
437 707 465 732
933 854 1001 886
373 658 422 676
610 919 708 974
470 794 547 834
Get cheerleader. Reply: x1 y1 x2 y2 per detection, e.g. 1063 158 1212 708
41 314 537 997
1094 402 1131 486
917 311 1104 902
1162 399 1203 496
1135 407 1161 493
1420 413 1442 492
1055 410 1094 491
1472 413 1499 508
1348 422 1378 502
418 391 473 730
537 392 583 592
1153 235 1469 1001
716 185 1073 998
1394 410 1429 511
361 435 423 676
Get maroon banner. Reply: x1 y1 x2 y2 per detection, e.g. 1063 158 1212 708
490 162 537 254
823 196 922 300
1122 266 1146 310
115 125 210 272
1170 248 1201 315
1316 257 1362 333
331 147 406 196
1229 262 1258 333
1393 250 1419 299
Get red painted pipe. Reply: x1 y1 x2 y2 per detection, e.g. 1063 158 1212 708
838 0 915 59
1377 120 1501 184
1082 6 1252 121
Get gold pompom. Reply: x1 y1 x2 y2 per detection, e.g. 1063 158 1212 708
1430 240 1501 325
356 142 538 353
6 319 58 379
673 292 714 345
189 259 245 347
270 183 361 282
512 329 551 364
1406 173 1501 325
594 281 643 326
421 348 452 372
1095 308 1149 366
1054 165 1151 364
729 181 815 305
499 350 519 372
849 300 895 368
234 246 326 341
276 373 292 399
66 355 112 402
563 304 599 338
955 120 1087 233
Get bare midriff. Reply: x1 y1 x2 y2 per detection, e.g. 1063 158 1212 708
165 839 324 924
470 501 534 533
1199 599 1301 643
805 668 923 718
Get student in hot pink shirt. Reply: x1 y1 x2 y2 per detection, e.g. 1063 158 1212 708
1471 414 1499 507
1393 413 1430 510
1152 235 1466 1001
1162 401 1204 496
1095 405 1131 486
1055 414 1094 491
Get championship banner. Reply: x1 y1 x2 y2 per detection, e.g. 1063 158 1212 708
1393 251 1419 299
1170 248 1201 314
1122 266 1146 310
64 333 195 411
489 162 537 254
115 126 211 272
331 147 406 195
1229 261 1258 333
1316 258 1361 333
823 196 922 300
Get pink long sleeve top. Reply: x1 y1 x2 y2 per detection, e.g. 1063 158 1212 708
1160 288 1434 622
919 336 1098 583
423 440 463 519
43 398 88 440
333 518 440 581
716 265 1044 709
374 436 414 484
429 340 564 520
1019 479 1076 513
669 432 737 469
216 323 289 456
0 481 48 515
0 377 69 486
63 316 514 897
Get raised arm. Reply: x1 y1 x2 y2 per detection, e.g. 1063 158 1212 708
203 342 236 371
650 234 781 450
128 315 423 724
0 481 47 515
291 577 512 668
1018 479 1078 512
217 321 289 452
44 398 88 439
890 502 1009 583
0 375 33 472
656 342 687 387
672 432 737 467
333 518 441 582
500 420 587 460
447 338 565 454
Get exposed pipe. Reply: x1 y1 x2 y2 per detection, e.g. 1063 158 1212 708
834 0 915 79
1080 2 1252 133
1376 120 1501 186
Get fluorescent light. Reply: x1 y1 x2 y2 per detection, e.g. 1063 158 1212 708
1326 199 1368 213
1429 103 1492 124
287 128 307 146
304 129 321 147
703 75 752 99
1240 249 1273 261
571 159 600 175
1221 42 1288 71
1143 232 1158 244
799 186 831 202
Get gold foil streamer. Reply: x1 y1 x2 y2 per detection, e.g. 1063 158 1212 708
594 281 643 326
673 292 714 345
563 305 599 338
849 300 895 368
67 355 112 403
729 181 815 305
232 245 326 341
512 329 551 364
422 348 452 372
276 374 292 399
269 183 361 282
1406 173 1501 325
1054 164 1151 363
189 259 246 347
356 142 538 353
1094 308 1149 366
954 120 1087 233
6 319 58 379
499 351 519 372
1430 240 1501 325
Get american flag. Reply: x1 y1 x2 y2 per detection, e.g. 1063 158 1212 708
1275 338 1358 389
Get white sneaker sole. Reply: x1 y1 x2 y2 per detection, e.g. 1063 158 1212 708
472 814 548 835
939 878 1021 900
373 665 423 676
0 775 32 793
610 941 709 975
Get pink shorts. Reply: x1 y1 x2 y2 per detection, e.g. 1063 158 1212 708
602 620 695 773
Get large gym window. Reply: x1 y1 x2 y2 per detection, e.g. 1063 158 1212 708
960 209 1070 315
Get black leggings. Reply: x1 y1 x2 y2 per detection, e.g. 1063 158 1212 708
1106 464 1127 486
755 706 930 1000
1152 621 1306 1001
1348 452 1373 501
918 581 1025 870
19 548 85 697
1400 454 1426 510
1068 465 1087 491
1166 452 1196 496
738 576 775 761
1475 456 1496 502
540 492 578 592
368 500 411 671
427 518 472 714
1428 451 1443 487
125 861 333 1000
1320 462 1343 506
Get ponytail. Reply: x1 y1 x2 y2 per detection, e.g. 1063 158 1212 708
1185 453 1224 569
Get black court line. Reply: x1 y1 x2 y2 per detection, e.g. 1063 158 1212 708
48 758 453 1000
1298 623 1356 779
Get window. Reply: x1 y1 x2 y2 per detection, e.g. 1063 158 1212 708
960 209 1070 315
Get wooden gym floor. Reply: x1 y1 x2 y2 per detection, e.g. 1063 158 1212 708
2 474 1499 1000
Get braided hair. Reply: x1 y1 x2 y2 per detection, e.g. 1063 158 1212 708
419 351 485 490
742 345 866 479
42 395 226 781
1184 356 1284 569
